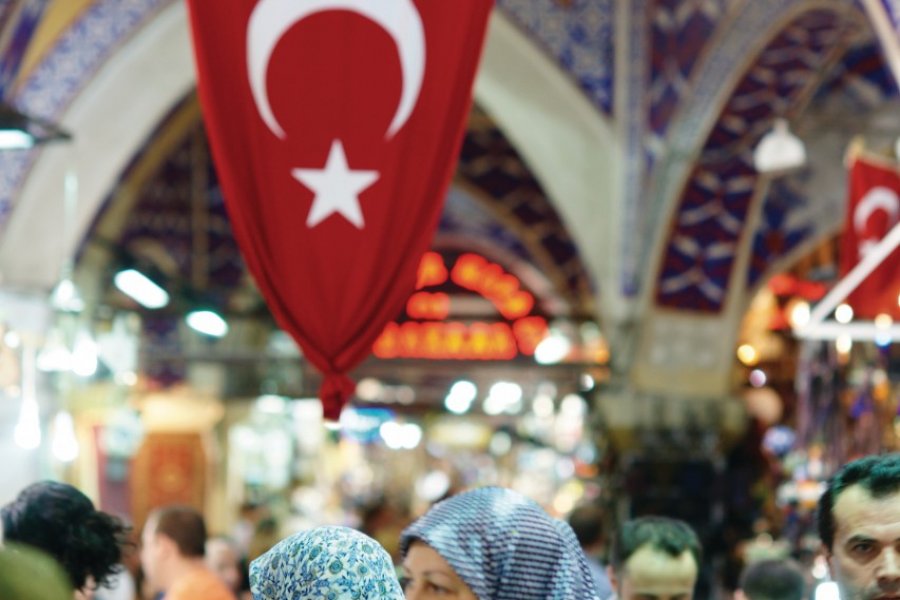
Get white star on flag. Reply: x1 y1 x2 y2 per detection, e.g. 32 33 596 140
292 140 379 229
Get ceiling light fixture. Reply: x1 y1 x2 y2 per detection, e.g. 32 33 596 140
0 104 71 150
49 276 85 313
753 119 807 173
186 309 228 338
114 268 170 309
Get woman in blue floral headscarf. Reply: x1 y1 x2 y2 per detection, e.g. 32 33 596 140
399 487 601 600
249 525 404 600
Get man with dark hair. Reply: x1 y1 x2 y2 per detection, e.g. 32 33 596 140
735 559 805 600
568 504 614 599
608 516 702 600
141 505 234 600
817 452 900 599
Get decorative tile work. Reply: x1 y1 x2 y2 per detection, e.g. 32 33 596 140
440 188 533 266
746 41 897 290
623 0 740 295
815 41 898 106
0 0 48 100
657 155 756 311
648 0 737 139
746 177 813 288
119 123 244 296
656 9 849 311
496 0 614 114
621 0 649 296
639 1 809 300
16 0 169 117
0 0 172 232
456 107 596 313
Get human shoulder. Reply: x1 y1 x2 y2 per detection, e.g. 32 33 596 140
166 568 234 600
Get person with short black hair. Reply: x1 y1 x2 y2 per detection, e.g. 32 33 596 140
608 516 702 600
140 505 234 600
568 504 614 599
817 452 900 599
736 559 805 600
0 481 129 597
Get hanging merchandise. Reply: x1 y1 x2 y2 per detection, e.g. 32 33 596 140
185 0 493 420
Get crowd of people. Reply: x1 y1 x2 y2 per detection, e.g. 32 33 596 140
1 451 899 599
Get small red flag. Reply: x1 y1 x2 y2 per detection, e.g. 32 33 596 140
840 155 900 319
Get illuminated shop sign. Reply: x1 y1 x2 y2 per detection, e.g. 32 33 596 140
373 252 548 360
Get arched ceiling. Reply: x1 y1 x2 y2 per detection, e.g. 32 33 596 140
629 2 896 404
454 106 595 316
70 91 594 394
0 0 895 407
0 0 191 289
656 7 862 312
79 94 593 324
497 0 614 114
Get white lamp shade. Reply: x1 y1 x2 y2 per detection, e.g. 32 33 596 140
754 119 806 173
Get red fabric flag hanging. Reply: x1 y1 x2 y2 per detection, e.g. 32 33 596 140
185 0 492 419
840 154 900 320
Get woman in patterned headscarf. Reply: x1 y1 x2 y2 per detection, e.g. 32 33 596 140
399 487 601 600
249 525 404 600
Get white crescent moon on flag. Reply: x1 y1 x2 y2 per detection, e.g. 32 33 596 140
247 0 425 140
854 186 900 233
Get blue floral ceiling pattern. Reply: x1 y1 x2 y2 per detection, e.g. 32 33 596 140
656 8 853 312
0 0 172 226
496 0 614 114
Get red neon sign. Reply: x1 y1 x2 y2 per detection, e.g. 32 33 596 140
406 292 450 320
511 316 547 355
373 321 518 360
416 251 449 289
373 252 548 360
451 253 534 319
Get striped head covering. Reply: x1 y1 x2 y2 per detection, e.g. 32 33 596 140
400 487 600 600
249 525 404 600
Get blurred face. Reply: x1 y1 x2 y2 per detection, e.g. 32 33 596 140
140 517 163 591
402 541 477 600
827 485 900 600
74 587 94 600
610 544 698 600
206 539 241 592
67 574 96 599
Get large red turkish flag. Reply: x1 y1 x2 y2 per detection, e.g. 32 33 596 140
186 0 492 419
840 154 900 319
